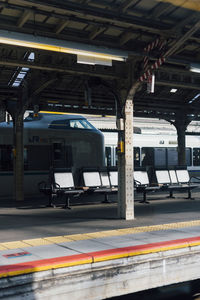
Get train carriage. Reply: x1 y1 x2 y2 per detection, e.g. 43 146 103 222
0 113 105 198
103 131 200 178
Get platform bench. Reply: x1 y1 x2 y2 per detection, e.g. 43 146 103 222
39 168 83 209
134 168 160 203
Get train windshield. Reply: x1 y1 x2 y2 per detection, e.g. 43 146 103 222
49 119 95 130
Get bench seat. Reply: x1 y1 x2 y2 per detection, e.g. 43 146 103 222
39 168 83 209
134 169 160 203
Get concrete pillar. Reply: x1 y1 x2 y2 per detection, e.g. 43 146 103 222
13 113 24 202
173 113 191 166
176 124 186 166
118 99 134 220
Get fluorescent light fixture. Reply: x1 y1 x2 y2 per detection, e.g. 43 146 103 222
77 54 112 66
151 73 155 93
190 63 200 73
0 30 128 62
170 88 177 93
189 93 200 104
10 52 34 87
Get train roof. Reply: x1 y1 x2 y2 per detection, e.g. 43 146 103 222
0 113 94 129
24 112 86 123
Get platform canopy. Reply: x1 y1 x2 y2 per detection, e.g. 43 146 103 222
0 0 200 120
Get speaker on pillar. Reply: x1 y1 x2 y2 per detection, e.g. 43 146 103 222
147 73 155 94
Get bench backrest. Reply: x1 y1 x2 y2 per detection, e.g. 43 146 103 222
134 171 149 186
176 169 190 183
100 171 110 187
155 170 170 185
54 172 75 189
82 171 101 187
109 171 118 187
169 170 178 184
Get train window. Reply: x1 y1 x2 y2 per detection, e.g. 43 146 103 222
115 147 118 166
141 148 154 166
65 145 73 168
24 148 28 170
53 143 62 160
0 145 13 171
186 148 191 166
52 143 73 169
167 148 178 166
69 120 94 129
134 147 140 167
49 119 95 130
193 148 200 166
105 147 112 166
27 145 50 170
154 148 166 167
0 146 29 171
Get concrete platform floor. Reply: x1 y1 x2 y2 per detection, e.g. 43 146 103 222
1 191 200 300
0 190 200 243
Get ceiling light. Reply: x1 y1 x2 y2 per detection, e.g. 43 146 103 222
189 93 200 104
170 88 177 93
0 30 128 62
77 55 112 66
190 63 200 73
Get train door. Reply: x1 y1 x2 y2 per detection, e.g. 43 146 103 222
105 146 112 166
186 148 192 166
192 148 200 166
51 139 73 169
134 147 140 167
167 148 178 166
141 147 154 166
154 148 167 167
105 146 118 166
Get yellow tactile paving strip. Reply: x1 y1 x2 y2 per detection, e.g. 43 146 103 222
1 219 200 250
0 241 29 250
44 236 73 243
22 238 53 247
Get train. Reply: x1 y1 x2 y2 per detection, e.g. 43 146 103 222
103 131 200 177
0 112 105 198
0 112 200 199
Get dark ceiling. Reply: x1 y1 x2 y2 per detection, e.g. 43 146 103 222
1 0 200 121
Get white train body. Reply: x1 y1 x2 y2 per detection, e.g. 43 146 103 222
103 132 200 175
1 112 200 199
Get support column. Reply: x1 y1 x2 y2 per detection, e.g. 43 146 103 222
13 112 24 202
176 124 186 166
118 99 134 220
173 113 191 166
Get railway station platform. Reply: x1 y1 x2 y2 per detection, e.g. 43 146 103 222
0 191 200 299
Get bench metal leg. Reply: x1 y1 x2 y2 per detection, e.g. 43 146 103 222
139 191 150 204
185 189 194 200
47 193 56 208
63 196 71 209
167 190 175 199
102 193 111 204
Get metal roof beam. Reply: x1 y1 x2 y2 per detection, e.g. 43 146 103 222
0 58 120 79
54 19 70 34
155 79 200 90
17 9 31 28
120 0 141 13
2 0 164 35
120 31 135 46
147 2 173 20
171 12 199 33
166 20 200 57
89 26 106 40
